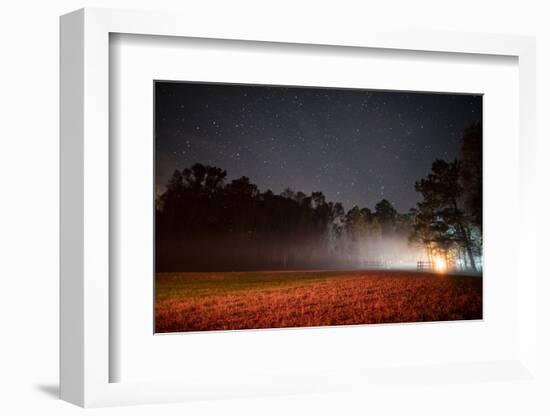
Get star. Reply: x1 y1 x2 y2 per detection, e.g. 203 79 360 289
155 81 481 212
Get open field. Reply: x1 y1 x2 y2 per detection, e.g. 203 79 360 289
155 270 482 333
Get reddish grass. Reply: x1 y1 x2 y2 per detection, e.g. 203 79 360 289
155 270 482 333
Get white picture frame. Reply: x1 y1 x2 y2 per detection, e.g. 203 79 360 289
60 7 538 408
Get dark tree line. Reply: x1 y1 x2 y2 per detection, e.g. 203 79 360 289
156 123 482 272
409 122 482 271
156 166 410 271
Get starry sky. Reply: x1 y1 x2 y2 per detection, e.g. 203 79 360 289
155 81 482 213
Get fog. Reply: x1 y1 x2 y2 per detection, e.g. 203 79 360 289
156 230 429 272
155 166 432 273
348 235 429 270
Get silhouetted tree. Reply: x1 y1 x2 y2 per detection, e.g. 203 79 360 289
413 159 477 270
409 122 483 271
461 122 482 228
374 199 398 235
156 164 417 271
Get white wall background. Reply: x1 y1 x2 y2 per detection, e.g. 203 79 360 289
0 1 548 415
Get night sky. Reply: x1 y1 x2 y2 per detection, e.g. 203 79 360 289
155 82 482 213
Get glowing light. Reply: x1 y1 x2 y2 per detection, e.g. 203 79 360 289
433 256 447 273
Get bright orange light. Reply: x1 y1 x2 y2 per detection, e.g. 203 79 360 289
433 256 447 273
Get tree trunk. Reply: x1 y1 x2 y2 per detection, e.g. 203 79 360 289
457 222 476 271
451 199 476 271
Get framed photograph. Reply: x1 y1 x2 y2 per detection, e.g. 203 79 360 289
153 81 483 334
60 8 538 408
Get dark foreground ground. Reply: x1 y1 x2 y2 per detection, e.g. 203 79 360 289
155 270 482 333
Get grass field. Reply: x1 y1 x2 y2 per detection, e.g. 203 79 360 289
155 270 482 333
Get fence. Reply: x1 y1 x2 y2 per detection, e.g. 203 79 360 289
416 261 433 272
363 260 387 269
